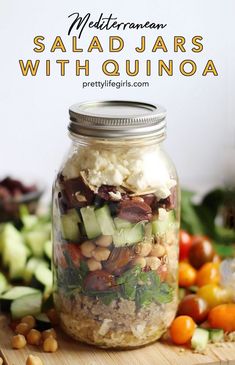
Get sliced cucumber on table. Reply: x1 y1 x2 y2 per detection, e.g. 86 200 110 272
0 286 40 312
1 224 30 279
11 291 42 319
191 328 209 352
0 272 9 295
44 240 52 260
32 265 53 294
24 230 50 257
23 257 48 283
35 313 52 331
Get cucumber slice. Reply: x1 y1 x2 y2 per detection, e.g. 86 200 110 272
152 210 175 235
0 286 40 312
114 217 133 230
95 205 115 235
1 224 30 279
112 223 144 247
61 209 81 241
191 328 209 352
32 265 53 294
80 206 101 239
209 329 224 343
35 313 52 331
24 230 50 257
0 286 39 300
0 272 9 295
23 258 48 283
11 291 42 319
21 215 38 230
44 240 52 260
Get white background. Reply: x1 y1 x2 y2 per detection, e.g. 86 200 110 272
0 0 234 197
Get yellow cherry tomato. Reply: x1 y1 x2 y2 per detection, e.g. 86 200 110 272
170 315 196 345
196 262 220 287
178 262 197 288
197 284 232 309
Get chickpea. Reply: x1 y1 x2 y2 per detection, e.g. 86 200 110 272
26 355 44 365
21 315 36 330
95 235 112 247
145 256 161 270
11 334 27 349
132 257 146 268
87 258 102 271
26 329 41 346
80 241 95 258
46 308 59 325
92 247 110 261
15 322 30 336
135 243 152 257
42 328 57 340
43 337 58 352
150 244 166 257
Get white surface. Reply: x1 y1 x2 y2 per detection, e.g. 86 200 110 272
0 0 234 198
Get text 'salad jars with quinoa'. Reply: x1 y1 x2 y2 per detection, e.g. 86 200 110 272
52 101 180 349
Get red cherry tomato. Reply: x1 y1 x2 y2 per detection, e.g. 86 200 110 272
84 270 116 291
179 230 193 261
178 294 209 324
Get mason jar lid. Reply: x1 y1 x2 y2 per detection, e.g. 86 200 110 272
68 100 166 139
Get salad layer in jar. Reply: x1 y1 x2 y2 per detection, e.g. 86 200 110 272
52 143 179 348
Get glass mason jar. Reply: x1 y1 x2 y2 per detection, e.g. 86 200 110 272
52 101 180 349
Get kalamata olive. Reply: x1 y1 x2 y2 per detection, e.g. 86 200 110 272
84 270 116 291
103 247 134 274
188 236 215 269
178 294 209 324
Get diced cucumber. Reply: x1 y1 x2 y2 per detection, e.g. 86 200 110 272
21 214 38 230
61 208 81 241
23 258 48 283
1 224 30 279
95 205 115 235
209 329 224 343
24 230 50 257
0 286 40 312
152 210 175 235
0 273 8 295
80 206 101 239
44 240 52 260
11 291 42 319
114 217 133 230
112 223 144 247
191 328 209 352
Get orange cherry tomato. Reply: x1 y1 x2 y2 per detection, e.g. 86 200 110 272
178 262 197 288
208 304 235 332
170 315 196 345
196 262 220 287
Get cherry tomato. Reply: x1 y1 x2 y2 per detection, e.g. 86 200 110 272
84 270 116 291
196 262 220 287
178 294 209 323
55 243 81 269
178 262 197 288
170 315 196 345
179 230 193 261
197 284 232 309
208 304 235 332
189 236 215 269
